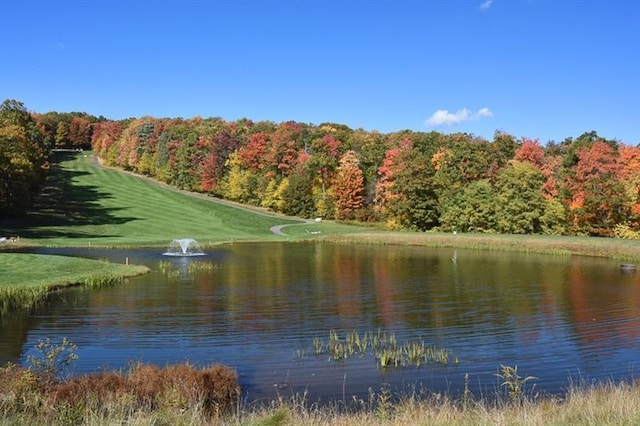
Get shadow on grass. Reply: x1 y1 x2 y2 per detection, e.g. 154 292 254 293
1 151 136 240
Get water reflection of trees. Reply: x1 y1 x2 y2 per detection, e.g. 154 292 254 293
187 244 640 359
7 244 640 369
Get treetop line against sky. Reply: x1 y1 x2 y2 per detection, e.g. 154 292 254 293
2 1 639 145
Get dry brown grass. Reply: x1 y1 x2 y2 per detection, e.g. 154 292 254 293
0 361 240 424
3 360 640 425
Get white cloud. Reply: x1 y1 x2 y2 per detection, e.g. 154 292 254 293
477 107 493 118
425 107 493 127
479 0 493 10
426 109 471 126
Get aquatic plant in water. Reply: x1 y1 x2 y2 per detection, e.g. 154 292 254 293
299 329 457 370
157 260 217 278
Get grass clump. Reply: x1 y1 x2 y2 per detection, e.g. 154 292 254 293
300 329 456 369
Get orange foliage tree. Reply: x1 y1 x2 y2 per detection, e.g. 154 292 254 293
332 150 365 220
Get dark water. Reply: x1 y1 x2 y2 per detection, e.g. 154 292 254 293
3 242 640 402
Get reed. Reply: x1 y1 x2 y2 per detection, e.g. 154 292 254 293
0 286 50 315
301 329 456 370
81 273 126 288
188 261 217 273
157 260 218 278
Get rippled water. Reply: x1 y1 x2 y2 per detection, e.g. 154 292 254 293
3 242 640 402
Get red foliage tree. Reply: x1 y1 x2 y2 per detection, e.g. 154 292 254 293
568 140 626 235
68 117 93 149
514 137 545 168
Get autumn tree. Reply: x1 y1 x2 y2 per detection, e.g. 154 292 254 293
68 116 93 149
0 99 47 217
221 151 258 204
567 140 627 235
618 144 640 227
332 150 365 220
515 137 562 199
198 128 241 193
91 120 125 164
374 140 409 226
376 139 439 230
346 130 389 203
305 134 341 215
433 133 495 205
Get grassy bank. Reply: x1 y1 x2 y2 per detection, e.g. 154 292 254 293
322 231 640 262
0 253 148 313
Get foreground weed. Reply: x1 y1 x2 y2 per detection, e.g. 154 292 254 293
495 364 537 404
27 337 78 385
375 384 393 420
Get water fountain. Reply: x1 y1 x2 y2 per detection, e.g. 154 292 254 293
163 238 205 256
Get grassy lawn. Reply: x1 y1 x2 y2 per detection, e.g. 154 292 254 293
0 253 148 314
0 253 147 288
0 151 331 248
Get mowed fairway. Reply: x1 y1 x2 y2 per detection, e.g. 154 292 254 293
3 152 306 247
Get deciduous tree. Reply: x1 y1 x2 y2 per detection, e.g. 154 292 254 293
332 150 365 220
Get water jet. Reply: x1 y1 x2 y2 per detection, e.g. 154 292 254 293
163 238 205 256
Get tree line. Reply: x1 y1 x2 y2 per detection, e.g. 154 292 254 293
2 98 639 238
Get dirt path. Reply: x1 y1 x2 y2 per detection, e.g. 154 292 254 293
269 220 316 236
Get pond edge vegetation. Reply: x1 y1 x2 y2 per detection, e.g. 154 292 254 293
3 338 640 425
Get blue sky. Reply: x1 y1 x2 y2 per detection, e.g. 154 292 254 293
3 1 639 144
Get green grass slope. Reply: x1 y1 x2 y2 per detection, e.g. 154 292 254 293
1 152 320 247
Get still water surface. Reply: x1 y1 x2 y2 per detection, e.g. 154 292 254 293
2 242 640 402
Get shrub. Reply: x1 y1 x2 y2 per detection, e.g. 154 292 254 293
52 371 127 407
0 363 42 416
613 224 640 240
126 362 240 414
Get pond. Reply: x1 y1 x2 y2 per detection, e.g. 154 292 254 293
2 242 640 403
